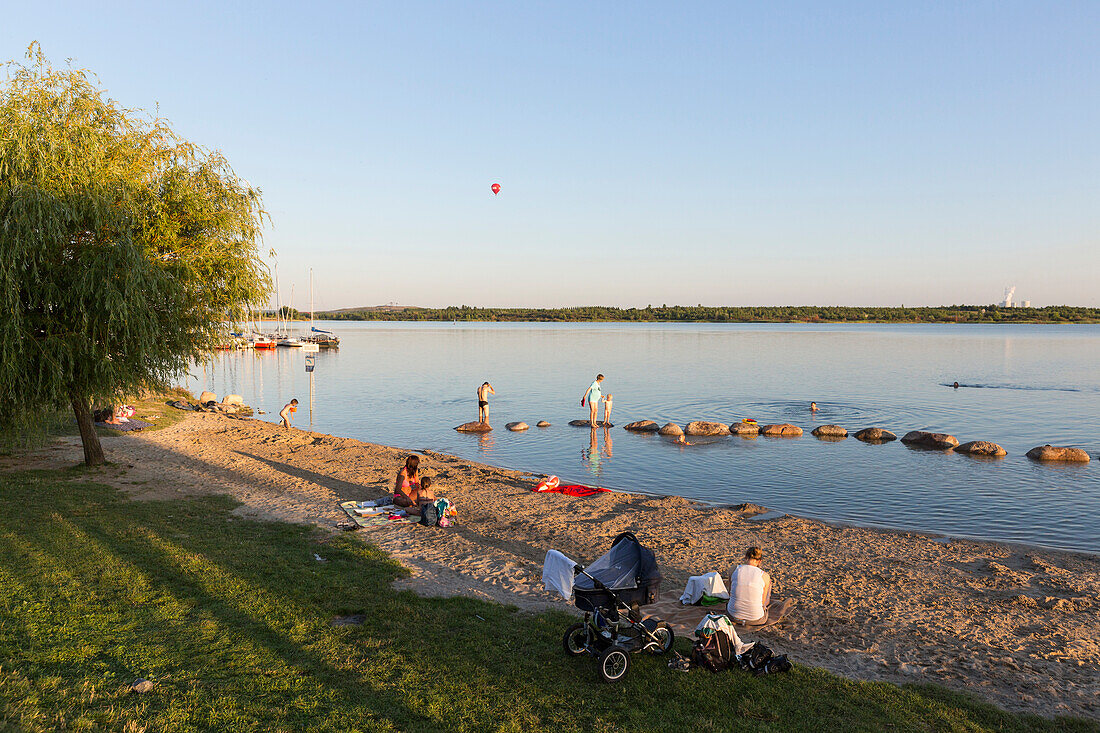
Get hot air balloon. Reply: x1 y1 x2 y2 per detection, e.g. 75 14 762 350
491 183 501 195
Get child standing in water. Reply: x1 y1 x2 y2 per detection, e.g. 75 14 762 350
279 399 298 429
603 394 613 426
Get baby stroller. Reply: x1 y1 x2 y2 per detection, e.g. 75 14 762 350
550 532 675 682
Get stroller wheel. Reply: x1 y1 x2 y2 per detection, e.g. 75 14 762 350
649 622 675 655
597 645 631 683
562 622 588 656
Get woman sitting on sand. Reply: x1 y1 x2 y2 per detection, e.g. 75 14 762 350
727 546 795 627
393 455 439 516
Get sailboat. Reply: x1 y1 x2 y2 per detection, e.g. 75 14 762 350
304 269 340 348
277 285 304 347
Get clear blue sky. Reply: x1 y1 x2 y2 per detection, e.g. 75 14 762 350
4 2 1098 308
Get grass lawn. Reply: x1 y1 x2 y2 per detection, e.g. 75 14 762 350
0 470 1094 732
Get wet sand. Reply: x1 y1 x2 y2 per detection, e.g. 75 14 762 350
8 411 1098 719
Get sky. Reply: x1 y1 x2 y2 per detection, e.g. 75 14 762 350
3 1 1098 308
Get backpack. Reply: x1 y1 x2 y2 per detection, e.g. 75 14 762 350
761 654 792 676
691 630 733 673
739 642 773 674
419 502 440 526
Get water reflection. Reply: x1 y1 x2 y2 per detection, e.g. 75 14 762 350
582 427 613 479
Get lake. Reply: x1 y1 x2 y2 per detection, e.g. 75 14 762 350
188 322 1100 554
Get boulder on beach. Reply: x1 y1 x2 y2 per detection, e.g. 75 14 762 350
623 420 659 432
198 391 217 405
901 431 960 450
684 421 731 436
1026 445 1090 463
455 421 492 433
956 441 1007 457
506 422 529 431
854 427 897 443
759 424 802 437
657 422 684 437
811 424 848 438
536 421 551 427
729 422 760 436
223 394 245 406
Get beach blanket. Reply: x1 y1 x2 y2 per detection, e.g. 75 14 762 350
533 475 609 497
94 418 153 432
339 500 412 527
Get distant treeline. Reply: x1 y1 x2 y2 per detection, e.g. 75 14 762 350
314 305 1100 324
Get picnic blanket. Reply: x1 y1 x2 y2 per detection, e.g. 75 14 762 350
533 475 609 497
95 418 153 432
339 500 412 527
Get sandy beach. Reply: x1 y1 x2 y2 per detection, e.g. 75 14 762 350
10 410 1098 720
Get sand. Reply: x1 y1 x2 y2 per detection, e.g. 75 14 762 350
8 411 1098 720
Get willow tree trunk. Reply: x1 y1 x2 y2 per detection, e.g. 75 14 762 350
70 395 105 466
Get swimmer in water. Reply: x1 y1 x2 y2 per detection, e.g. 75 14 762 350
810 402 819 412
953 382 960 389
676 434 694 446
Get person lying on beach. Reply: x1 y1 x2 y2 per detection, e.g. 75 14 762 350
726 546 795 627
393 454 423 514
279 399 298 429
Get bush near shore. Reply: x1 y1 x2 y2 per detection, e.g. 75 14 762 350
315 304 1100 324
0 472 1095 732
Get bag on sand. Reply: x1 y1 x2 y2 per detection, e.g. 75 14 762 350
419 503 440 526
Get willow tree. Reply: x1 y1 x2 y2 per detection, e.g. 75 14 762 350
0 46 270 465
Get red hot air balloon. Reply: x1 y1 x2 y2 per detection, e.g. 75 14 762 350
491 183 501 195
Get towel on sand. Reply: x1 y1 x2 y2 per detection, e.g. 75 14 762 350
534 475 609 497
94 418 153 432
680 571 730 605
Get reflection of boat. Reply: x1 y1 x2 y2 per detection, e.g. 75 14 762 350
303 269 340 348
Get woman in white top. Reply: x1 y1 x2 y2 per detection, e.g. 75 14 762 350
727 546 794 626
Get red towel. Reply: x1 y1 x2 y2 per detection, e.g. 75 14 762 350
533 475 608 497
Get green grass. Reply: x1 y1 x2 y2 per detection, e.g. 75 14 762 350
0 471 1094 732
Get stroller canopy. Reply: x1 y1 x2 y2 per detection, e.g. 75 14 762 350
574 532 659 592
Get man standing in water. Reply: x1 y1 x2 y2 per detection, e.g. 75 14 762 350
477 382 495 424
581 374 604 427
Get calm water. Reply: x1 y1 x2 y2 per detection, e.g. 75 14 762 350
188 322 1100 554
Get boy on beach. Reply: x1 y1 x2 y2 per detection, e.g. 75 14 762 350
279 399 298 429
477 382 495 424
603 394 613 425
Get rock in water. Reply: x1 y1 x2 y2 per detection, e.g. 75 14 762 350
759 424 803 437
568 419 594 427
536 421 551 427
684 421 731 436
1026 445 1090 463
657 422 684 436
956 441 1007 457
198 391 217 405
729 422 760 436
811 424 848 438
623 420 659 432
854 427 897 442
454 422 492 433
506 422 529 431
901 431 960 450
223 394 244 406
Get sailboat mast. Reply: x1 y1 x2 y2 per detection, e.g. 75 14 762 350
310 268 314 330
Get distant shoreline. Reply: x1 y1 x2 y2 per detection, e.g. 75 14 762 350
290 304 1100 325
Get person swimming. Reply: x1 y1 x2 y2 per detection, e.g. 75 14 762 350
953 382 960 389
810 402 819 412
